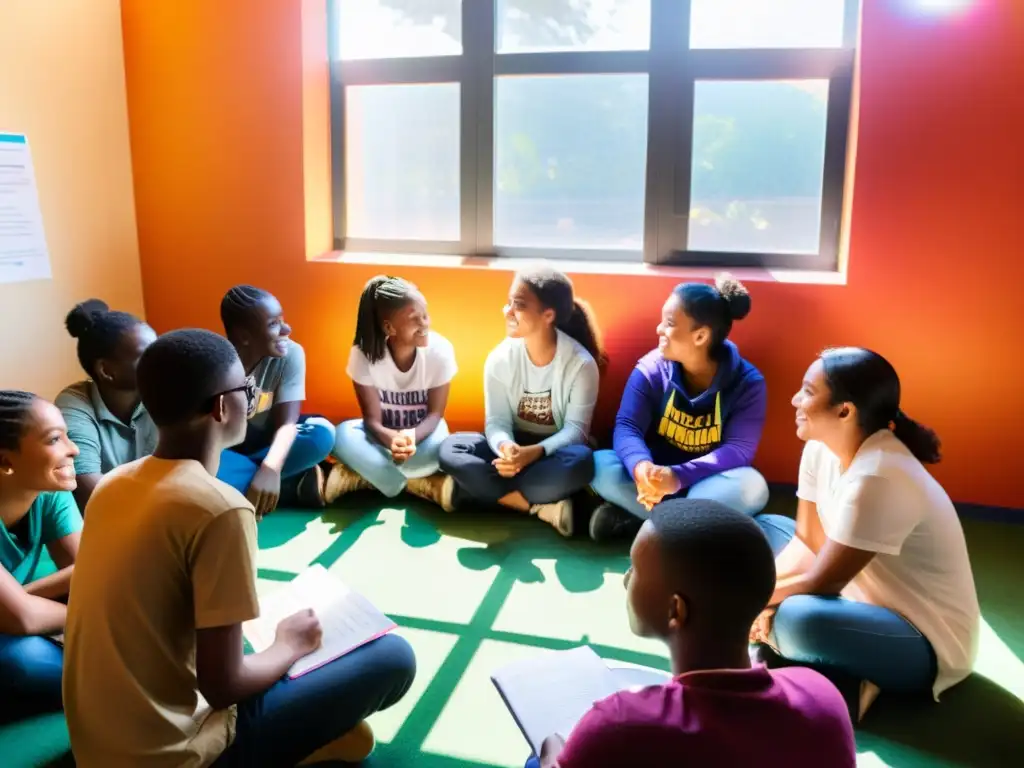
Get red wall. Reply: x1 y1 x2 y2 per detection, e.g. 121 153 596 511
120 0 1024 509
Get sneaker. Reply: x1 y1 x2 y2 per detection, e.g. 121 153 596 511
294 465 325 508
531 499 574 537
298 720 375 765
588 502 643 543
406 473 456 512
323 464 370 504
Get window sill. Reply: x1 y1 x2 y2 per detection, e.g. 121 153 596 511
311 251 847 286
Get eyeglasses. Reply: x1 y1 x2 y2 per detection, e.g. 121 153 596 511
208 375 259 419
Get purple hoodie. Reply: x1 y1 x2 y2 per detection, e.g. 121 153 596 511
613 341 766 488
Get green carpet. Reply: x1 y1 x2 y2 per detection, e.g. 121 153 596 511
3 494 1023 767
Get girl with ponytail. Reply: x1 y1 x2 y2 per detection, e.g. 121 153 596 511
750 348 979 716
439 264 602 537
326 276 458 511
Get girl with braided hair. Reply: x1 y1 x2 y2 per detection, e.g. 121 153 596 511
327 276 458 510
0 390 83 717
217 286 336 516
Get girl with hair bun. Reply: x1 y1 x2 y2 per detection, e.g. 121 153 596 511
590 275 769 541
55 299 158 510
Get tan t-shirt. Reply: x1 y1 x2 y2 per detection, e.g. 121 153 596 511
64 458 260 768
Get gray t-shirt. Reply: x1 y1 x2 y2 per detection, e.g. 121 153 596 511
55 381 158 475
248 339 307 430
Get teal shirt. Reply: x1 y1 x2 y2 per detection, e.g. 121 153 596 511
0 491 83 585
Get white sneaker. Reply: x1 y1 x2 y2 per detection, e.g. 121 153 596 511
531 499 573 537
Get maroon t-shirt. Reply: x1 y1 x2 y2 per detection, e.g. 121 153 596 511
557 665 855 768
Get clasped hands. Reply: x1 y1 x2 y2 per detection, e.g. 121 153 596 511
493 442 544 478
390 429 417 464
633 461 683 511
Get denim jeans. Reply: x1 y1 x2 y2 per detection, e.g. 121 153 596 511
217 416 335 494
439 432 594 506
214 633 416 767
332 419 449 497
590 449 769 518
0 634 64 720
754 513 938 692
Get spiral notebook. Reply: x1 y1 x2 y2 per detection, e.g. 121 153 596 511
242 564 396 678
491 646 621 755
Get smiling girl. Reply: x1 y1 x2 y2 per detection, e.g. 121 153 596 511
0 391 84 718
327 276 458 510
439 264 604 537
589 276 769 542
750 348 979 717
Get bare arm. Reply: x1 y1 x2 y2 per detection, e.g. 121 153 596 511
354 382 398 447
24 532 81 600
72 473 102 512
261 401 301 472
413 384 450 444
0 567 67 635
768 538 876 607
195 623 298 710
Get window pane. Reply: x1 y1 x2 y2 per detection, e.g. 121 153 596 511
497 0 650 53
336 0 461 60
688 80 829 255
345 84 460 241
494 75 648 251
690 0 845 49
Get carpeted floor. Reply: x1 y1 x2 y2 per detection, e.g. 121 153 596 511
3 492 1022 767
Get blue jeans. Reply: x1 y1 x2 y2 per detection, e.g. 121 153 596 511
214 633 416 767
0 634 64 719
332 419 449 497
754 514 938 692
590 449 769 518
217 416 335 494
439 432 594 506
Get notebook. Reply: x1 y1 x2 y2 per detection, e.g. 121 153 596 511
491 645 621 756
242 564 396 678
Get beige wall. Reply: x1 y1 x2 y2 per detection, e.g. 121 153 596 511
0 0 143 398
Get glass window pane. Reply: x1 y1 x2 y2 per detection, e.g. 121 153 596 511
494 74 648 251
688 80 829 255
497 0 650 53
345 84 460 241
690 0 845 49
336 0 461 60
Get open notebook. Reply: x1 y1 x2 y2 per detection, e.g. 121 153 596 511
243 564 396 679
491 646 623 756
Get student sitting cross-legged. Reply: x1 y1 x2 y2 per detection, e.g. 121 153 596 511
530 498 856 768
0 391 83 721
750 348 980 719
63 329 416 767
55 299 158 510
326 275 458 510
440 265 604 537
216 285 336 517
589 276 769 542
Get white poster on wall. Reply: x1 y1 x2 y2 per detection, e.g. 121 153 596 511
0 132 52 284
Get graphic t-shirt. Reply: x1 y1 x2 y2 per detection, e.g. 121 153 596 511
347 332 457 430
514 358 556 435
248 339 306 430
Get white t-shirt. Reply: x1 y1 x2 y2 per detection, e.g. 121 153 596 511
514 358 556 438
797 430 980 698
347 331 457 430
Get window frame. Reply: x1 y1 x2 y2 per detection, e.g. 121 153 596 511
328 0 859 271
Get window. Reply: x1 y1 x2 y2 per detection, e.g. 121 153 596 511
329 0 858 269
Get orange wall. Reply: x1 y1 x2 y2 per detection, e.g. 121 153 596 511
0 0 144 398
121 0 1024 509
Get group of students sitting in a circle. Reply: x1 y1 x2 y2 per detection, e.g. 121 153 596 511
0 262 978 766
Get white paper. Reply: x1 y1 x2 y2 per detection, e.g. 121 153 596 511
0 133 51 284
243 564 396 678
491 646 620 755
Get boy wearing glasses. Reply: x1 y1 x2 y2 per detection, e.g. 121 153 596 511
63 329 416 767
